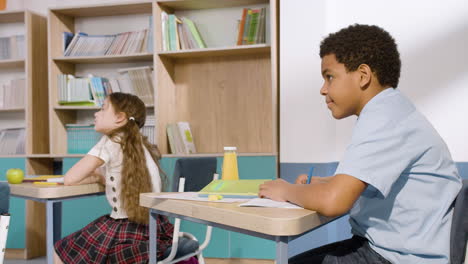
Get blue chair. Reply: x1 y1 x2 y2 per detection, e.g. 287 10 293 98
160 157 217 264
0 182 11 263
450 179 468 264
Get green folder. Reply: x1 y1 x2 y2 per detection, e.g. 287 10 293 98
198 179 268 198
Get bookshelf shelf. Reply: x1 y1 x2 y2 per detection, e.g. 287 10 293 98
0 10 25 23
0 107 25 112
158 0 269 10
162 152 277 158
53 104 154 110
157 44 270 58
51 2 152 17
0 59 25 69
52 53 153 64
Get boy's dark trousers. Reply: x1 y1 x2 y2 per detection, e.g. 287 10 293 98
289 235 391 264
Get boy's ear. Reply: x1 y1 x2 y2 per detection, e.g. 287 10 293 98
357 64 372 89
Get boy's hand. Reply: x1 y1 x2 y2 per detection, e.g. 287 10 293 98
295 174 308 184
258 179 291 202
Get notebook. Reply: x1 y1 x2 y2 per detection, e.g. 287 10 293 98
198 179 269 198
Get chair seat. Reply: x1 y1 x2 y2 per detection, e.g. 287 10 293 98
163 237 200 260
0 182 10 215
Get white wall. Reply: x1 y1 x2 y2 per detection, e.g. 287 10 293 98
280 0 468 163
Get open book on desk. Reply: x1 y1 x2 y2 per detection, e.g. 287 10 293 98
198 179 268 198
23 175 64 183
239 198 303 209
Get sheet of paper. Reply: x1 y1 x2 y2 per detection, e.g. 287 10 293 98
239 198 303 209
148 192 249 203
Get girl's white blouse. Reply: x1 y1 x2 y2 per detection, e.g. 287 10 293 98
88 136 161 219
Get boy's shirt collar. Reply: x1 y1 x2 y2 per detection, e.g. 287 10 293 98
359 88 397 118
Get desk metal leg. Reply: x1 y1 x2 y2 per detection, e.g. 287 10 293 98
149 211 158 264
46 201 62 264
276 236 288 264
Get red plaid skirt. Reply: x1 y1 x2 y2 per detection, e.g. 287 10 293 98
54 214 174 264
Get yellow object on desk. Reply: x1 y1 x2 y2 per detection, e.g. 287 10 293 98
33 182 61 186
208 194 223 201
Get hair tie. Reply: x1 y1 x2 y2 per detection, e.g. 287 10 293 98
129 117 135 121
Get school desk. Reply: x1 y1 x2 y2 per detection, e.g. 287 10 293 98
140 192 335 264
9 183 105 264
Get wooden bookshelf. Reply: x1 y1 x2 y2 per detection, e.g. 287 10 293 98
154 0 278 155
48 2 155 155
0 9 49 260
0 10 49 156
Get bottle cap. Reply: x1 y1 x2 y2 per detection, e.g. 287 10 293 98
224 146 237 151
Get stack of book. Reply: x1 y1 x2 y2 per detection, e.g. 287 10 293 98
57 66 154 107
63 28 150 56
142 115 155 144
236 8 266 45
115 66 154 105
0 78 25 109
0 127 25 154
166 122 196 154
161 12 206 51
0 35 25 60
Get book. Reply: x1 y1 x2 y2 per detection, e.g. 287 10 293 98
237 8 248 45
181 17 206 49
177 122 196 154
23 175 64 183
198 179 269 198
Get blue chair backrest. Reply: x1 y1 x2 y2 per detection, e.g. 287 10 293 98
172 157 217 192
450 179 468 264
0 182 10 214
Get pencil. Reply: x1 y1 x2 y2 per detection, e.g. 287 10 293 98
33 182 60 186
306 167 314 184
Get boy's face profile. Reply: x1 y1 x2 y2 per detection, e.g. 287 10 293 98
320 54 364 119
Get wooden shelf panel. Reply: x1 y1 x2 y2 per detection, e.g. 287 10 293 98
52 53 153 64
158 0 269 10
0 59 25 69
0 107 25 112
158 44 270 58
0 10 24 23
53 105 154 110
162 152 277 158
50 2 153 17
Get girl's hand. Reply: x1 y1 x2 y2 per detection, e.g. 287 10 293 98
258 179 291 202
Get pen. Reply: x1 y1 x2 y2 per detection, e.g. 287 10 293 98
306 167 314 184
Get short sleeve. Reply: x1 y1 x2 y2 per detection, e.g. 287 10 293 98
88 136 111 164
335 115 415 198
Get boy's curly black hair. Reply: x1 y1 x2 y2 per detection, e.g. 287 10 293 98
320 24 401 88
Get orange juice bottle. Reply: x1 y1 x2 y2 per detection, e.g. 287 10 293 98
221 146 239 180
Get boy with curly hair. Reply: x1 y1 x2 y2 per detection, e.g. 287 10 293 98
259 24 461 263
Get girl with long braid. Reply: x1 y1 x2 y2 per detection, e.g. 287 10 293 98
54 92 174 263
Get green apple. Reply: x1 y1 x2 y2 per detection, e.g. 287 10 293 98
6 168 24 184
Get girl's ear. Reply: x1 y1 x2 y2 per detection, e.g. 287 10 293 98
115 111 127 125
357 64 372 89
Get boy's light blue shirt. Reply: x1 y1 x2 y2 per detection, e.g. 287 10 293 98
335 88 462 264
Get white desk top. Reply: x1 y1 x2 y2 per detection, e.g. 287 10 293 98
140 192 330 236
9 183 105 199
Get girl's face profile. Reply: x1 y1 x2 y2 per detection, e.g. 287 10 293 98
94 99 124 134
